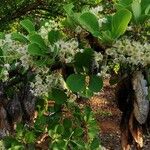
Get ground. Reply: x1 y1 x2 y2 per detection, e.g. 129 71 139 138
90 80 150 150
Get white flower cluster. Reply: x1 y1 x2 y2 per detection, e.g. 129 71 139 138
54 39 80 63
0 34 32 70
99 65 110 78
106 38 150 67
17 45 32 69
90 5 107 27
0 64 10 81
30 72 67 97
94 51 103 67
39 19 63 40
90 6 103 16
30 74 48 96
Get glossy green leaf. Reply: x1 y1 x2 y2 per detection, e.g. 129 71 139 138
63 3 74 15
52 88 67 104
119 0 133 6
111 9 132 38
20 19 35 33
132 0 141 22
29 33 47 50
74 48 94 72
101 30 113 44
78 12 100 36
66 74 86 92
28 43 46 56
48 30 61 45
141 0 150 13
88 75 103 92
11 32 28 43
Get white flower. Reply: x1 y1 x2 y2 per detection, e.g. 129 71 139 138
5 34 12 43
98 18 107 27
75 26 83 34
2 70 9 81
4 64 10 70
90 5 103 16
45 22 49 27
55 39 79 63
106 38 150 67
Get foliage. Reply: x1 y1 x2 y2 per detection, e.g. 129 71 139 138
0 0 149 149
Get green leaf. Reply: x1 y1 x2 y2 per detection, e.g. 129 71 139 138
90 137 100 149
74 128 84 137
74 48 94 72
57 140 67 149
52 88 67 104
51 140 67 150
3 137 23 149
29 33 47 51
24 131 36 143
66 74 86 92
78 12 100 36
28 43 46 56
141 0 150 13
20 19 35 33
101 30 113 44
34 115 47 131
71 140 85 149
63 118 72 129
62 17 76 29
0 32 5 39
8 145 24 150
56 125 64 134
145 5 150 15
138 14 150 23
88 75 103 92
11 32 28 43
84 106 93 122
48 30 61 45
79 89 94 98
88 127 98 140
85 89 94 98
119 0 133 6
63 3 74 15
111 9 132 38
132 0 141 22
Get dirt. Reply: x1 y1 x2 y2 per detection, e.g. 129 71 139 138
90 80 150 150
89 80 121 149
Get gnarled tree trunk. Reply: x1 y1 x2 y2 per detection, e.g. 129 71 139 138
116 71 150 150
